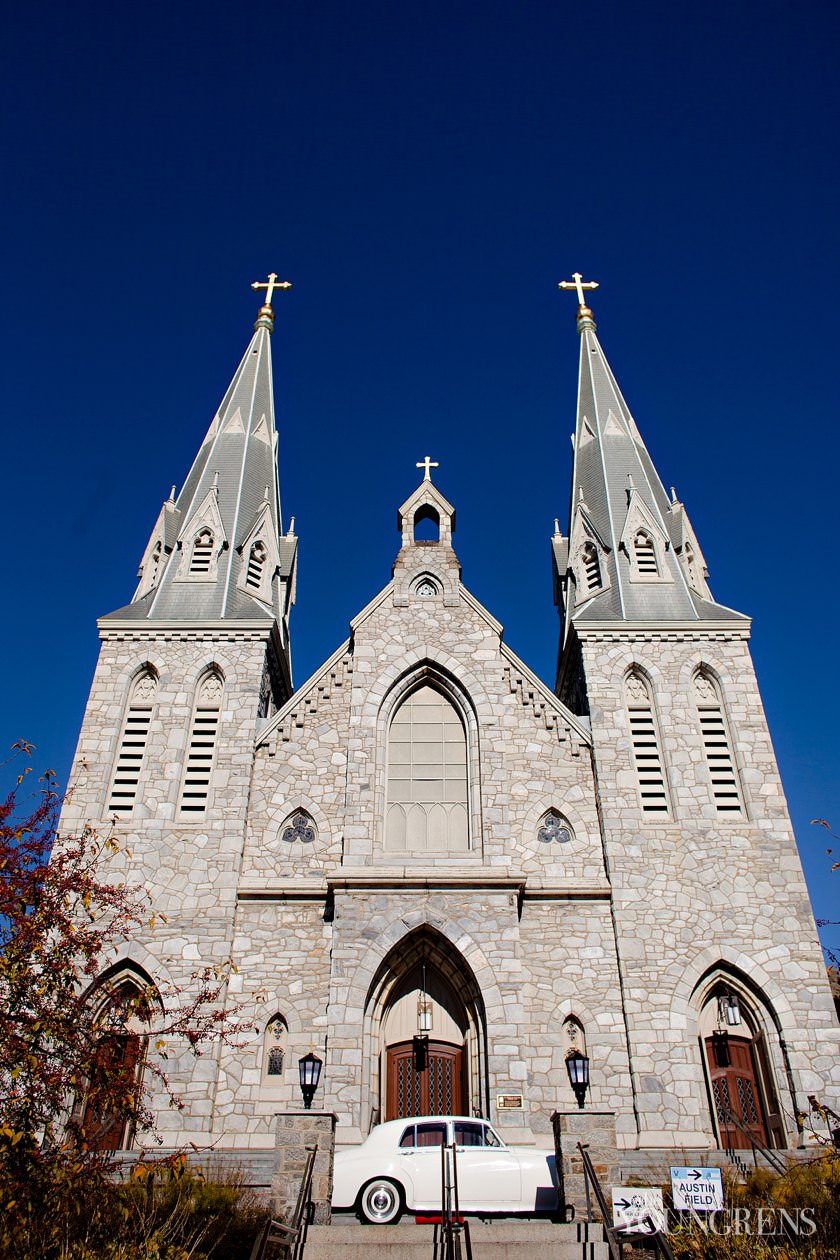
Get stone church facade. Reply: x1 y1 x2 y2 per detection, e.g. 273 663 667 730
59 282 840 1173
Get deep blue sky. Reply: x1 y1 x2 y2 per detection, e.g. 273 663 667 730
2 1 838 947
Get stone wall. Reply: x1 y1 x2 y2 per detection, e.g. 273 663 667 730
270 1112 336 1225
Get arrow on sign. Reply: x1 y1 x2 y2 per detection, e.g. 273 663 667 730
688 1170 704 1179
614 1199 634 1211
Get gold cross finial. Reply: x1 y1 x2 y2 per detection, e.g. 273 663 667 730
558 272 599 307
251 272 292 307
416 455 439 482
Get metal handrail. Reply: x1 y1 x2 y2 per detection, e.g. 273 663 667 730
721 1110 787 1176
577 1142 676 1260
249 1143 318 1260
577 1143 621 1260
434 1142 473 1260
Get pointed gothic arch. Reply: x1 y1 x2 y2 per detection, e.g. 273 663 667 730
692 965 787 1150
377 662 482 854
78 963 160 1152
178 667 224 814
624 666 670 816
363 926 489 1128
107 665 159 815
692 666 745 815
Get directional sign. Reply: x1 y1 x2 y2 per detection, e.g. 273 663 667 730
670 1166 724 1212
611 1187 666 1233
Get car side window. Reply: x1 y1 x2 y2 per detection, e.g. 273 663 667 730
414 1122 447 1147
484 1125 502 1148
399 1125 416 1148
453 1121 486 1147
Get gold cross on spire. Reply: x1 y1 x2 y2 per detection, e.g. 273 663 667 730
558 272 599 307
416 455 439 482
251 272 292 307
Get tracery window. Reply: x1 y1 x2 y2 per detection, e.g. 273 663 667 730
385 685 468 851
263 1016 288 1080
281 810 317 844
108 669 158 814
537 810 574 844
626 670 669 815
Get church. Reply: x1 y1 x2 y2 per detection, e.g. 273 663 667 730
59 273 840 1181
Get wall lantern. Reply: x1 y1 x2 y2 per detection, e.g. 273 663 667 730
298 1051 322 1109
565 1049 590 1109
718 991 741 1027
412 1034 429 1072
711 1030 731 1068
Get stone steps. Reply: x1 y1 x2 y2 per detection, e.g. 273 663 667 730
305 1219 609 1259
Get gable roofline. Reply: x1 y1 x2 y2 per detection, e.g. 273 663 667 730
257 638 352 746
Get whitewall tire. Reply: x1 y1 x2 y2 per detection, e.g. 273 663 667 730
359 1178 404 1224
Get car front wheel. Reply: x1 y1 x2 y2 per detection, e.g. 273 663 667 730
359 1178 404 1224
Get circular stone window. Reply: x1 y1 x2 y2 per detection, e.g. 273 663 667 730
537 810 574 845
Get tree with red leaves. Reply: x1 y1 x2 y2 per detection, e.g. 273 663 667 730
0 743 248 1246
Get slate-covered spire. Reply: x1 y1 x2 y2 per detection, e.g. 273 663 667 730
104 282 298 642
553 280 747 642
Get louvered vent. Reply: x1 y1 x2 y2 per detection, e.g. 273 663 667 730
695 673 742 813
583 543 601 592
179 674 223 813
626 672 669 814
246 541 266 590
108 673 157 813
190 531 214 575
634 531 658 575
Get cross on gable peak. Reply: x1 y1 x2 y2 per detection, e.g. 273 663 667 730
416 455 439 482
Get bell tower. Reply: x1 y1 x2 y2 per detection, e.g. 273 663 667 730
552 275 840 1150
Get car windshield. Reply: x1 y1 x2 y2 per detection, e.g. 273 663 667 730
453 1121 502 1148
399 1122 447 1148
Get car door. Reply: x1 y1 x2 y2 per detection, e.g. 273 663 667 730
451 1121 522 1211
397 1120 447 1209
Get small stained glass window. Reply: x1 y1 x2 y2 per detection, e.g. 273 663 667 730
537 811 573 845
281 811 316 844
267 1047 284 1076
414 576 439 597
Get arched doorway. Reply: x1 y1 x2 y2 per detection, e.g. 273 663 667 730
697 978 786 1150
364 927 487 1125
80 970 155 1152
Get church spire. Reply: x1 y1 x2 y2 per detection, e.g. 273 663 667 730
105 278 298 645
553 275 747 640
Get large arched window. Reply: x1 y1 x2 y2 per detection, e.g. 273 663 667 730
385 685 468 851
178 670 224 814
108 669 158 814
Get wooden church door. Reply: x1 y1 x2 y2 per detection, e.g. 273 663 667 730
705 1035 769 1149
83 1032 142 1151
386 1040 464 1119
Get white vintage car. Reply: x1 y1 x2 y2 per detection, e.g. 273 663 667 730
332 1116 558 1224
